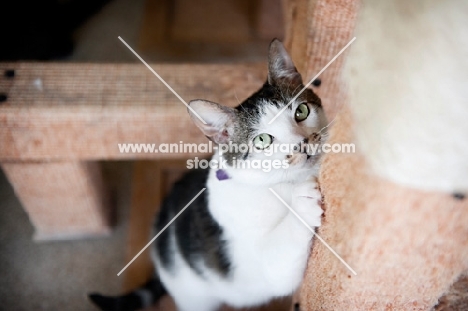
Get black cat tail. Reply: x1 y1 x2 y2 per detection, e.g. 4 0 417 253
88 277 167 311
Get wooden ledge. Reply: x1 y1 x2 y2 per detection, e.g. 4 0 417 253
0 62 266 161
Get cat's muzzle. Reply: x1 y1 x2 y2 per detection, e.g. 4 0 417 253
287 133 323 163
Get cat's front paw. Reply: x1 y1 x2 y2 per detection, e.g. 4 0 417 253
291 180 323 228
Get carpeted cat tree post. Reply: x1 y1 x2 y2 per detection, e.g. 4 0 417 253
285 0 468 310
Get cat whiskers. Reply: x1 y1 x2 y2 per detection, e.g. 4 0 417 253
318 113 338 134
234 90 241 105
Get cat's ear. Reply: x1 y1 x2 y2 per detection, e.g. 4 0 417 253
188 100 237 144
267 39 303 86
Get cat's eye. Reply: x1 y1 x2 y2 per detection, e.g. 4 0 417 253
295 103 310 122
253 133 273 150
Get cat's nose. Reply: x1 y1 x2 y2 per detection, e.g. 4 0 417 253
297 138 308 154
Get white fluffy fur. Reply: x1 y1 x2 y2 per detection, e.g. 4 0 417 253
155 170 322 311
344 0 468 193
153 101 326 311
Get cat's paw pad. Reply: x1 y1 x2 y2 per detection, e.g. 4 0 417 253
291 181 323 227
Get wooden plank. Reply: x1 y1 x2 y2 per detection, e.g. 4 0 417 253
0 63 266 160
125 160 186 311
1 161 110 240
170 0 252 43
256 0 285 41
282 0 312 75
123 160 187 292
138 0 170 51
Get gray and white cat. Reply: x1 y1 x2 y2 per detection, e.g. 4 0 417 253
90 39 327 311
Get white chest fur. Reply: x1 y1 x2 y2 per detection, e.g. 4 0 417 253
204 167 320 307
155 165 322 311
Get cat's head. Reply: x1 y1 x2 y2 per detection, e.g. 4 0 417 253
188 39 328 184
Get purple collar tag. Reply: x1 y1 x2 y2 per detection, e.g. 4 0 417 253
216 169 230 181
